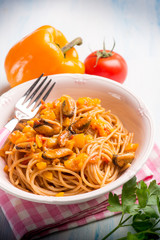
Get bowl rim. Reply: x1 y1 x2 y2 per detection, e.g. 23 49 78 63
0 73 155 204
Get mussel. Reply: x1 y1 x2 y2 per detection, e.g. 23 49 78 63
45 137 58 148
57 130 71 147
42 148 73 160
33 119 61 137
62 96 75 117
112 152 135 168
69 116 91 134
15 120 27 131
15 142 37 153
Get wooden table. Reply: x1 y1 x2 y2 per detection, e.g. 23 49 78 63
0 0 160 239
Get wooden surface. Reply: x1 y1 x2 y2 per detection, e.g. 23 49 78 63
0 0 160 239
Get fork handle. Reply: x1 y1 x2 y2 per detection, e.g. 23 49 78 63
0 118 19 148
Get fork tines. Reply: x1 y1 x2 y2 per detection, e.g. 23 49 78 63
23 74 56 110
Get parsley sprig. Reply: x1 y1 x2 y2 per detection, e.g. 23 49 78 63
102 176 160 240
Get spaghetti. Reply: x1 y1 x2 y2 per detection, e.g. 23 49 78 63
0 96 138 196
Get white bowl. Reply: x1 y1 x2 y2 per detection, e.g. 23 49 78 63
0 74 154 204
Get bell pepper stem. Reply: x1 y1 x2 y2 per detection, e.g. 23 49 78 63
61 37 83 54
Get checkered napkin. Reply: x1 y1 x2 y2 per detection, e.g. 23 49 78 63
0 144 160 240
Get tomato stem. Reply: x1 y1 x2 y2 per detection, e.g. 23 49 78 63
110 39 115 53
94 40 116 67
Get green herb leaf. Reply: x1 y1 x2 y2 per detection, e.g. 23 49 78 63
127 231 159 240
136 181 149 208
127 232 143 240
148 181 160 206
132 213 154 232
107 192 122 212
148 180 160 196
148 194 158 206
143 206 159 219
157 196 160 214
122 176 137 214
103 178 160 240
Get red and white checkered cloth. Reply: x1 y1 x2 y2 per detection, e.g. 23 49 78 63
0 144 160 240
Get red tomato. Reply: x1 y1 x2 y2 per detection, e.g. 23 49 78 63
84 50 127 84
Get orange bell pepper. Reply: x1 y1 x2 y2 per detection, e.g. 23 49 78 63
5 25 85 87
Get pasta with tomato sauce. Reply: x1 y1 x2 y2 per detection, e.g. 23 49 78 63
0 96 138 196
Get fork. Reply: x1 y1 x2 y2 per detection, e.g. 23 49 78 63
0 74 56 148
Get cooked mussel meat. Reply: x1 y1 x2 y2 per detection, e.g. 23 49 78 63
15 142 36 152
42 148 73 160
33 119 61 137
69 116 91 134
45 137 58 148
62 96 75 117
57 130 71 147
112 152 135 168
15 120 27 131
